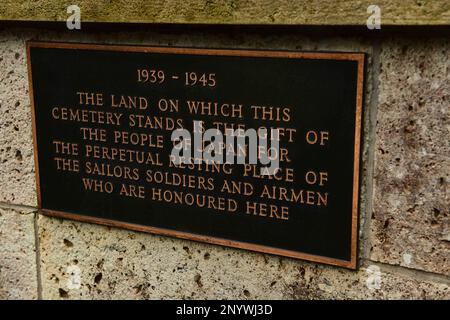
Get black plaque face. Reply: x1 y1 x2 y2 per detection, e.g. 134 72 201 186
27 41 364 269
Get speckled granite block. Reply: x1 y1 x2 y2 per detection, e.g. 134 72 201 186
0 207 38 299
0 32 36 206
370 38 449 274
39 215 449 299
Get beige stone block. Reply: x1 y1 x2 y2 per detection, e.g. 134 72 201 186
39 215 449 299
370 38 450 274
0 32 36 206
0 0 449 25
0 206 38 299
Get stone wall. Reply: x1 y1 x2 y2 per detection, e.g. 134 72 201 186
0 27 448 299
1 0 449 25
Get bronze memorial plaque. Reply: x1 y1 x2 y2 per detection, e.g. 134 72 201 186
27 41 364 269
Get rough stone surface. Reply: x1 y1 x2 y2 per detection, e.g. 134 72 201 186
0 32 36 206
38 215 449 299
370 38 450 275
0 206 38 299
0 0 449 25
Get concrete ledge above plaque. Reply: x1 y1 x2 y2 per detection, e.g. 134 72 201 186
27 41 365 269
